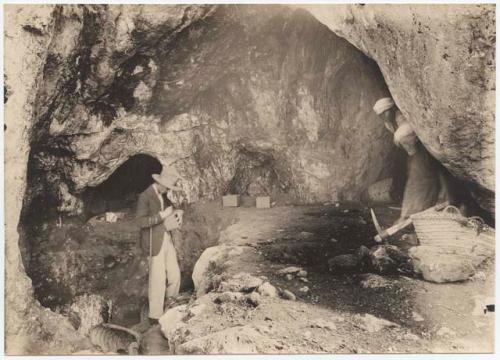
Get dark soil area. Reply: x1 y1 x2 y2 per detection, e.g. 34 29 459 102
258 202 427 328
25 199 233 327
217 203 494 352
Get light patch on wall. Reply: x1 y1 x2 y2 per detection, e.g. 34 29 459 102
296 87 321 142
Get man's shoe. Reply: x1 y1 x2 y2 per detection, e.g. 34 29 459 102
148 317 159 326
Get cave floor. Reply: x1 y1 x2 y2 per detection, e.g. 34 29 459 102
182 202 494 354
65 202 494 355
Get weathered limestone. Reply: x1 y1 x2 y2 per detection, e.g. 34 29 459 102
302 4 495 211
4 5 81 354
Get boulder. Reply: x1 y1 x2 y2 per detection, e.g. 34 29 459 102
191 246 232 296
159 305 188 343
409 246 478 283
257 282 278 298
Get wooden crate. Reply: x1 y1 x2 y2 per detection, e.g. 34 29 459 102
256 196 271 208
222 195 240 207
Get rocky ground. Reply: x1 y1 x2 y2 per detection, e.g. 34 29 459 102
72 201 493 355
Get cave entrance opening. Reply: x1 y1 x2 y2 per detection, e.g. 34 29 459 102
23 154 164 314
82 154 163 219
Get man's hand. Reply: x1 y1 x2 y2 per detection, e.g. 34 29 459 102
160 206 173 219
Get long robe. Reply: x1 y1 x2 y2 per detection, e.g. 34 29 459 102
388 111 450 221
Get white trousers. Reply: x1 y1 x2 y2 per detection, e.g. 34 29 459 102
148 233 181 319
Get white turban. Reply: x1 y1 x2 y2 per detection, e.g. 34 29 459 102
373 97 395 115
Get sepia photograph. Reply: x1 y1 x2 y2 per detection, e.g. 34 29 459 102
3 1 496 356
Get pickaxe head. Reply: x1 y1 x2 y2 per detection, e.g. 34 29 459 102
370 208 382 234
370 208 413 242
370 208 387 243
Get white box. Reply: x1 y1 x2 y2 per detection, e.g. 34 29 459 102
223 195 240 207
256 196 271 208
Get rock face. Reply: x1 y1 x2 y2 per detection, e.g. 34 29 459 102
21 4 394 223
4 5 81 355
302 4 495 212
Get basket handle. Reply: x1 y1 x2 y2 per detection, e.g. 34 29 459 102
443 205 461 215
467 216 485 228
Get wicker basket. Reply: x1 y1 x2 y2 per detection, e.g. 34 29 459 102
410 205 495 257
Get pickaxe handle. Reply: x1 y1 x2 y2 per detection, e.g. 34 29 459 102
374 218 413 242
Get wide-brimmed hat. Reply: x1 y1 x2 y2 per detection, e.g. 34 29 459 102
152 167 183 191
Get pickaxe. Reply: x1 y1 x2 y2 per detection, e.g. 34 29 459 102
370 208 413 243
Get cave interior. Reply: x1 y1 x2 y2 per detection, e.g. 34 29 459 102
15 4 492 332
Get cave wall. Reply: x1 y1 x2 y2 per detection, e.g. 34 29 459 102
4 5 81 354
302 4 495 212
26 4 394 220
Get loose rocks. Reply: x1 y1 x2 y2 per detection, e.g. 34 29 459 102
328 254 359 273
297 270 308 277
355 313 399 333
369 245 410 274
257 282 278 298
281 290 296 301
277 266 303 275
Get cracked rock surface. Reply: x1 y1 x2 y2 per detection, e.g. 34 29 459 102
302 4 495 211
